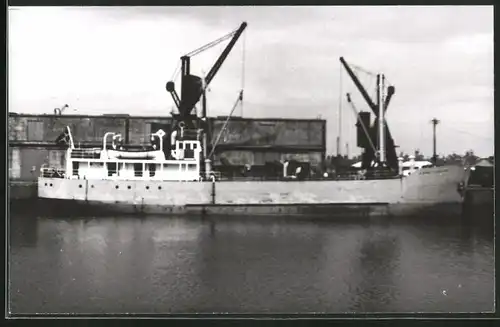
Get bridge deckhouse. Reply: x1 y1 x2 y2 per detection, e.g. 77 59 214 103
46 126 202 182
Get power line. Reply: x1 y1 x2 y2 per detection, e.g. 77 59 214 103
447 127 493 140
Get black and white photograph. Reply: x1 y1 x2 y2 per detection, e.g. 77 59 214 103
8 5 494 315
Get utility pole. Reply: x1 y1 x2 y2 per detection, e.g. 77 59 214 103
431 118 440 165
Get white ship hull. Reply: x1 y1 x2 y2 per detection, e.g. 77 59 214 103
37 165 466 218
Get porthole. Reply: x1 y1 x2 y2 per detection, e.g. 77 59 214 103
91 185 94 188
115 185 119 189
79 184 82 188
49 183 53 187
146 186 150 190
158 186 162 190
44 183 47 186
127 185 131 190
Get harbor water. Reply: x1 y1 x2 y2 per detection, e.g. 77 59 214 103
9 210 494 314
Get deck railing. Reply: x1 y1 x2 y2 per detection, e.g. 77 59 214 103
201 170 401 182
70 148 102 159
40 166 66 178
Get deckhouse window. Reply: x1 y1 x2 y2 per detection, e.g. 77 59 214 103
185 146 194 159
107 163 117 177
134 163 143 177
72 162 79 176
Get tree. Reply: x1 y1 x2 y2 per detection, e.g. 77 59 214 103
463 150 478 167
414 149 425 161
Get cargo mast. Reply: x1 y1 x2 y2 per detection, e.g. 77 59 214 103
378 74 385 164
166 22 247 177
339 56 398 172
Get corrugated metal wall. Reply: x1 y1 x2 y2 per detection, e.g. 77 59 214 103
215 151 323 166
9 148 21 179
20 148 48 181
211 119 324 147
9 115 128 144
48 149 66 169
9 116 28 141
9 147 66 181
26 120 44 141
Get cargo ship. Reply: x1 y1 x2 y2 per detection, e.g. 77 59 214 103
37 22 466 218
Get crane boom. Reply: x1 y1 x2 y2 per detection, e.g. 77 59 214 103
346 93 376 153
204 22 247 86
340 57 396 116
339 57 378 115
166 22 247 122
339 56 399 171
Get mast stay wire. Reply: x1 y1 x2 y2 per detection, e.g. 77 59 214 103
170 61 181 83
346 64 378 115
240 30 246 117
347 95 378 154
183 27 245 96
169 28 237 83
350 63 377 78
185 29 238 57
338 59 343 156
169 24 242 88
196 28 247 113
343 61 379 154
208 90 244 159
168 26 247 120
356 66 377 103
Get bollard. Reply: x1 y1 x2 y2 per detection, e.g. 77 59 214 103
398 157 404 176
205 159 212 180
210 174 216 204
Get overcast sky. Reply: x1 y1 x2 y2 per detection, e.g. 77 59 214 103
8 6 494 157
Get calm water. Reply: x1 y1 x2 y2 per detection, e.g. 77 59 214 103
9 212 494 314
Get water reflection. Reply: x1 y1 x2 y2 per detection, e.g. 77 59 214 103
9 214 38 248
9 213 494 314
349 227 400 312
195 218 329 313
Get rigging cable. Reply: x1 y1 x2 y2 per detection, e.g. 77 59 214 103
170 25 240 95
170 60 181 83
240 30 246 117
347 94 377 154
338 60 343 156
198 39 228 95
350 63 377 78
208 90 244 159
349 62 378 103
185 29 237 57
